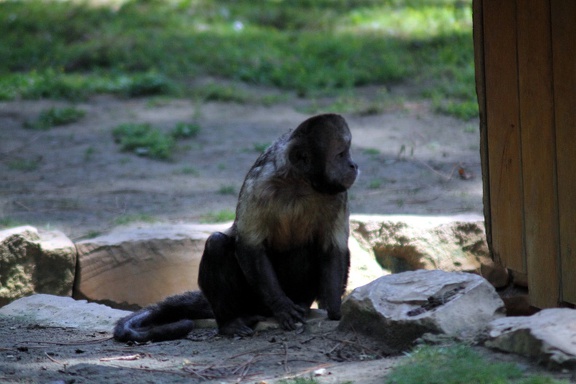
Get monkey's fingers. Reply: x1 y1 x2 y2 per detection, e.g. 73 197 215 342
278 306 308 330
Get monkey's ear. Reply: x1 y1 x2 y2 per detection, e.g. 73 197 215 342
288 146 311 170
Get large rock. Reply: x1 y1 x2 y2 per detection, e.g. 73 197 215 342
350 214 509 288
0 294 130 332
486 308 576 368
75 223 228 309
0 226 76 307
338 270 505 351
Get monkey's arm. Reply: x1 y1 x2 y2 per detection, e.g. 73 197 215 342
235 241 307 330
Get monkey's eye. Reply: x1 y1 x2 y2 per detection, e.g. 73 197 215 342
337 151 346 159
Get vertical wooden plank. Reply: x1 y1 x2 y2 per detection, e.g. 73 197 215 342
517 0 560 308
473 0 493 257
551 0 576 304
482 0 525 272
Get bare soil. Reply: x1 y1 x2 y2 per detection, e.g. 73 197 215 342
1 83 568 383
1 83 482 240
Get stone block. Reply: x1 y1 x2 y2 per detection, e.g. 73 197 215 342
0 226 76 307
74 223 228 308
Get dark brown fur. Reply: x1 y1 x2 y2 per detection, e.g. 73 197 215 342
114 113 358 341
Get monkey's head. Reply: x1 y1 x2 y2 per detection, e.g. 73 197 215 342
288 114 358 195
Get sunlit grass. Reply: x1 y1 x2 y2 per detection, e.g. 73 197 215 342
344 4 472 38
0 0 477 118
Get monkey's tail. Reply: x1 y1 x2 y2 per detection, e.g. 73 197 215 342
113 290 214 342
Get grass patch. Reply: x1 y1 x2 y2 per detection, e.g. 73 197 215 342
112 123 175 160
113 213 157 226
200 209 235 223
364 148 380 156
252 142 271 153
175 166 199 176
218 185 236 195
0 217 23 229
24 107 85 130
7 158 41 172
386 344 569 384
0 0 477 118
172 122 201 139
192 83 253 103
112 121 201 160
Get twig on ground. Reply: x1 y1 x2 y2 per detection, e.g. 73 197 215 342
100 353 144 362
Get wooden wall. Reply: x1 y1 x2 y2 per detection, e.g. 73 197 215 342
474 0 576 308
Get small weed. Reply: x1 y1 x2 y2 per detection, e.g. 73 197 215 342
397 144 414 159
364 148 380 156
463 123 477 133
176 166 199 176
84 146 95 162
252 142 270 153
112 123 175 160
113 213 157 226
24 107 85 130
218 185 236 195
7 158 40 172
368 179 382 189
200 209 235 223
78 230 103 240
172 122 200 139
194 83 251 103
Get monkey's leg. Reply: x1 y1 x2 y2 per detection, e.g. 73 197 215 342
198 232 266 336
317 247 350 320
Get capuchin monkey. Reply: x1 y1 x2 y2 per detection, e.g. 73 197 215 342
114 113 358 342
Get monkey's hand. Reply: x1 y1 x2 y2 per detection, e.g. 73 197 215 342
272 299 307 331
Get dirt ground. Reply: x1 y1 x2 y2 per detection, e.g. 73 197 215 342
1 312 572 384
0 82 483 240
1 83 569 383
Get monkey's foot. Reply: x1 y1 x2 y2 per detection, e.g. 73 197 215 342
218 316 266 337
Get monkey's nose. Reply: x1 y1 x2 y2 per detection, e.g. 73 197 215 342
350 161 358 171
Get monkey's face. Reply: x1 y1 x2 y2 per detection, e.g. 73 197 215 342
289 114 358 195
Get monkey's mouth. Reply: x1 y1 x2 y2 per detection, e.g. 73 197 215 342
342 171 358 189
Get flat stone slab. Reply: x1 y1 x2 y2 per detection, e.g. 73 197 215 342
487 308 576 368
0 294 130 332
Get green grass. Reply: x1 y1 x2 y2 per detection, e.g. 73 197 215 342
218 185 236 195
24 107 85 130
200 209 235 223
112 122 200 160
113 213 157 226
386 344 569 384
172 122 200 139
7 158 41 172
112 123 175 160
0 217 23 229
112 121 201 160
0 0 477 118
